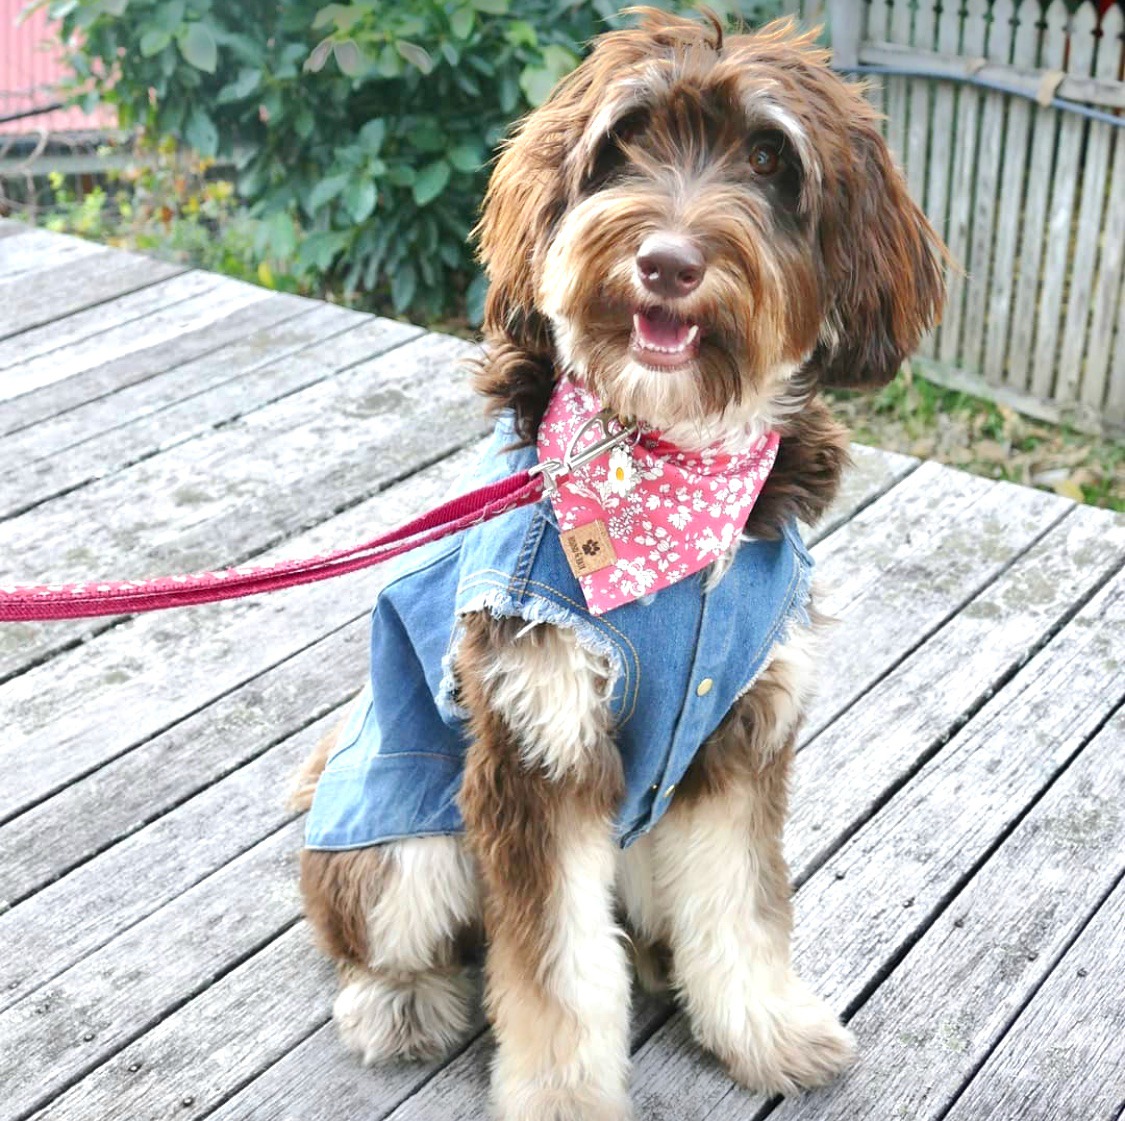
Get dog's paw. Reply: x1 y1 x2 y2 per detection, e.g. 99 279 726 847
495 1083 633 1121
334 968 473 1064
717 984 855 1097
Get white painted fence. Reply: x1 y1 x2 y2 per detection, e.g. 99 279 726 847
785 0 1125 436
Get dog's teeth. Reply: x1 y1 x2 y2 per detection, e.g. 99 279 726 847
684 325 699 347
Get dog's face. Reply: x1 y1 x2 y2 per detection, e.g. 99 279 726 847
477 9 945 442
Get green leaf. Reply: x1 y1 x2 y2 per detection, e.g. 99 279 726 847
267 210 298 260
358 118 386 154
376 43 402 78
447 142 482 173
99 0 128 15
306 173 349 214
150 0 185 34
216 67 261 104
449 5 474 39
412 159 450 207
333 39 365 77
312 3 365 31
519 45 577 106
184 106 218 156
139 28 171 56
505 20 537 47
296 229 349 271
396 40 434 75
472 0 509 13
179 22 218 72
385 164 416 187
466 272 489 326
343 179 377 223
411 120 446 153
391 262 417 312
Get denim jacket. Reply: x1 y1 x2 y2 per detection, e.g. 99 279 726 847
305 416 813 852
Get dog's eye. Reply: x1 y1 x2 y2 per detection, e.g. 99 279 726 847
748 134 785 177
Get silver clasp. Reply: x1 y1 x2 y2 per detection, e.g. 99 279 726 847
531 409 639 497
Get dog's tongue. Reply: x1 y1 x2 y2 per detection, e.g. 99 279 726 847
634 309 693 350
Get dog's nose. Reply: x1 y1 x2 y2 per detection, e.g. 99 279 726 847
636 235 706 299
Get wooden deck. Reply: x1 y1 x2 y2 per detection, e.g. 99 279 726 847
1 220 1123 1121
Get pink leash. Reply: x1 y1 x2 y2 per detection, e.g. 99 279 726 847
0 471 544 623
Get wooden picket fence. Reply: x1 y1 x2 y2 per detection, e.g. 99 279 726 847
781 0 1125 437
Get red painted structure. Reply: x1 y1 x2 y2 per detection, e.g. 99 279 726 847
0 0 114 134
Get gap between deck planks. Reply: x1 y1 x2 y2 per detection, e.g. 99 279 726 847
0 244 186 342
0 303 415 521
0 327 479 685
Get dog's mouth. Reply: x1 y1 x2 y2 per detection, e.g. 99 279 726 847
630 307 702 370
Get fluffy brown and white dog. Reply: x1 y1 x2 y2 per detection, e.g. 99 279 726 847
292 10 944 1120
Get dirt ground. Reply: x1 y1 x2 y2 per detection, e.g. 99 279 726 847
827 364 1124 513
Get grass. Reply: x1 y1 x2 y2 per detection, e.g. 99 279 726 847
828 364 1125 513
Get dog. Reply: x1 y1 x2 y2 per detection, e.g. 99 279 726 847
291 10 944 1120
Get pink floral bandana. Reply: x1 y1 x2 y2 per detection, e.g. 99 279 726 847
537 378 780 616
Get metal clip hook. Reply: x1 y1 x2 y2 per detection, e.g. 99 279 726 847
530 409 639 498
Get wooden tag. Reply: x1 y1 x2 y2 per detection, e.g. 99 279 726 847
559 520 617 578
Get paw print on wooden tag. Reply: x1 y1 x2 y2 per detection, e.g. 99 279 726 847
560 520 617 578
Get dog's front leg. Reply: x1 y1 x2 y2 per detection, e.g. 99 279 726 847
457 614 632 1121
652 631 855 1096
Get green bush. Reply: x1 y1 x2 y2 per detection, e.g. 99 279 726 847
34 0 786 322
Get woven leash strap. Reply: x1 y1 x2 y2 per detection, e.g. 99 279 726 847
0 471 543 623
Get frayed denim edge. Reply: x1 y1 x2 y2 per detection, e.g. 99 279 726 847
435 587 625 721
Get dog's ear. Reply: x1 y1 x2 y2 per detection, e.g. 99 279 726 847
475 66 597 353
811 121 946 390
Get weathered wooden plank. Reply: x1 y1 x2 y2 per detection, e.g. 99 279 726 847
0 300 362 468
804 442 916 546
25 923 332 1121
768 707 1125 1121
0 227 103 281
0 292 323 438
983 0 1040 383
937 0 988 368
1030 4 1097 401
959 0 1015 374
919 0 962 360
0 250 184 342
0 306 418 520
624 539 1125 1121
0 273 271 402
0 330 480 682
379 991 669 1121
1006 1 1066 393
904 0 936 208
862 0 890 117
790 504 1125 878
0 820 307 1121
0 708 332 1007
1056 4 1122 408
0 618 363 909
1084 126 1125 416
805 469 1068 740
204 1019 487 1121
943 874 1125 1121
1078 7 1125 412
0 423 485 819
883 0 912 162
